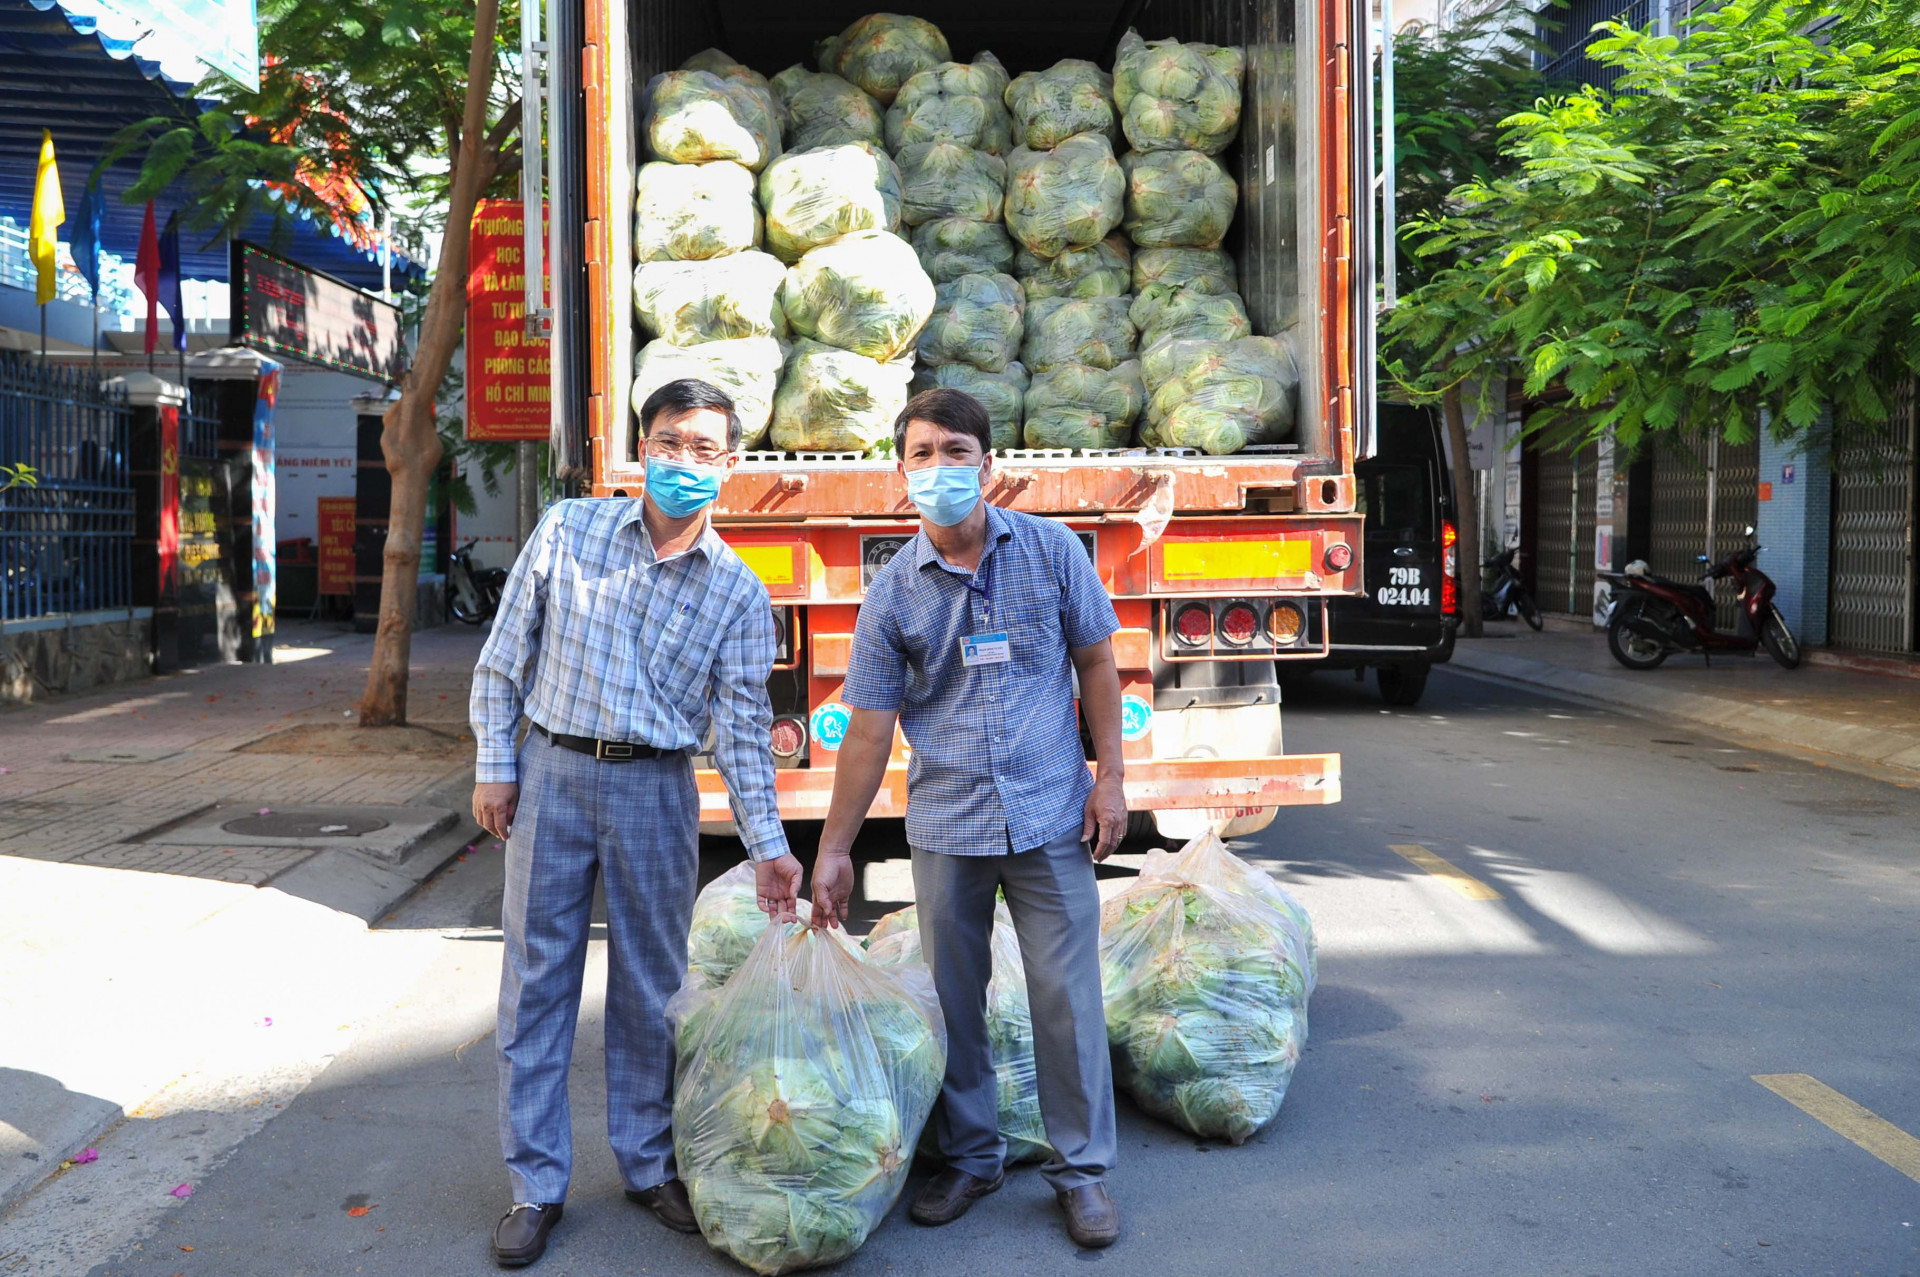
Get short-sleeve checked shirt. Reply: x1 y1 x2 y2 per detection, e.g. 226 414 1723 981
469 497 790 862
842 503 1120 856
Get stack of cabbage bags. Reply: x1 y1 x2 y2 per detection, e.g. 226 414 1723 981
633 52 787 448
671 922 946 1275
1099 831 1316 1145
864 903 1050 1163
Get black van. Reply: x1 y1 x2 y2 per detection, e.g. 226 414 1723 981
1294 402 1458 705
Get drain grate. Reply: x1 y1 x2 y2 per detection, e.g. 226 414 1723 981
220 812 391 839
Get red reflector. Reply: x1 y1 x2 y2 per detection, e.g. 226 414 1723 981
1174 603 1213 647
1441 520 1459 550
1441 520 1459 615
1219 602 1259 646
1324 541 1353 572
770 719 805 757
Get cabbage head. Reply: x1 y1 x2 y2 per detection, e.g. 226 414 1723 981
1131 285 1251 352
682 47 771 94
645 70 781 171
915 272 1024 373
1021 295 1136 373
632 337 784 451
1004 59 1115 150
1022 360 1144 450
1122 149 1237 249
757 142 902 264
768 66 885 152
633 160 762 263
1133 245 1237 296
896 141 1007 226
1112 29 1245 155
1016 234 1131 300
633 251 787 346
911 362 1029 451
771 338 915 454
885 55 1012 154
1003 134 1124 258
912 217 1017 283
1141 335 1297 453
780 230 934 362
815 13 951 106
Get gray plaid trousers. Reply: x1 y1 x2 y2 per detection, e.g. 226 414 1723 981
496 730 700 1202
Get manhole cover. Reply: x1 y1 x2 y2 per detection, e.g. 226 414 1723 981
220 812 391 838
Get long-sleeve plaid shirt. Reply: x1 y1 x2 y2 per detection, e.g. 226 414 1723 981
469 498 790 862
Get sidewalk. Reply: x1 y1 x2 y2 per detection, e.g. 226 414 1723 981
0 621 489 1215
1448 618 1920 777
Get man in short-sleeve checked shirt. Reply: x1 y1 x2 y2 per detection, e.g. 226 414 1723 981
810 388 1129 1250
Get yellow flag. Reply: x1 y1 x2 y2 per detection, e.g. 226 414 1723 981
29 129 64 306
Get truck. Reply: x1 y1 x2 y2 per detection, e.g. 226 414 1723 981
530 0 1376 839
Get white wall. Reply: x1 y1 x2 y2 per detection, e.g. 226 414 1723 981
274 366 385 551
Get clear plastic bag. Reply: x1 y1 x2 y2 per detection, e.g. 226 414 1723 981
1004 59 1116 151
1140 335 1298 454
1003 134 1125 258
815 13 951 106
1121 149 1238 250
912 217 1017 283
1130 285 1251 352
671 923 947 1275
1111 29 1245 156
632 337 785 453
1098 831 1315 1145
864 903 1049 1163
633 251 788 346
896 141 1007 227
1021 295 1136 373
644 69 782 171
770 337 916 454
886 55 1012 155
915 272 1025 374
682 47 772 94
910 360 1029 450
758 142 903 264
1022 359 1144 450
1016 234 1132 300
633 160 763 263
780 229 935 363
769 67 885 152
1132 245 1237 296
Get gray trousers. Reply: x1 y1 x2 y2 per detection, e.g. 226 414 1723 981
911 831 1116 1192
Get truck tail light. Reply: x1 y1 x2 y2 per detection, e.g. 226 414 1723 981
1218 601 1259 647
1173 602 1213 648
1324 541 1353 572
1266 601 1305 645
769 716 806 759
1441 520 1459 615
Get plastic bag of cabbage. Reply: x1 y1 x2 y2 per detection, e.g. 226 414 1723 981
682 48 771 93
886 56 1012 154
896 142 1007 226
1003 134 1124 259
780 230 934 363
1131 285 1251 352
670 923 946 1275
681 862 866 994
1017 235 1131 300
916 273 1024 373
1140 335 1298 455
633 251 787 347
911 362 1028 451
1005 59 1116 151
815 13 950 106
1023 360 1144 450
1133 245 1236 296
1122 150 1237 250
864 903 1050 1163
1022 296 1136 373
758 143 902 264
769 67 885 152
633 337 784 452
634 161 762 263
912 217 1016 283
771 338 915 455
1098 831 1315 1145
1112 30 1244 156
644 70 781 170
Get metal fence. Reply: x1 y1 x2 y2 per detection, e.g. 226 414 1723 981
0 352 133 620
1538 0 1653 91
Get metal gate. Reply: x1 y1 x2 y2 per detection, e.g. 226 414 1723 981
1649 436 1759 632
1532 440 1598 615
1829 382 1918 652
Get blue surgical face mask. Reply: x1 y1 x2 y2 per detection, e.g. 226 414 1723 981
645 457 723 519
906 464 983 527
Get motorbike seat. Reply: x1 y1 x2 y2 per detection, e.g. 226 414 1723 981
1642 574 1715 608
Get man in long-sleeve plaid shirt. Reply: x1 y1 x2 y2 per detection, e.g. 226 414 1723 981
469 379 800 1267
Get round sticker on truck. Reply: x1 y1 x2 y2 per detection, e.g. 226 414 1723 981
810 702 852 750
1120 694 1153 741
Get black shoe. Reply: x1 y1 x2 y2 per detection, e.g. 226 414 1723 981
492 1201 563 1267
909 1167 1004 1225
625 1177 699 1233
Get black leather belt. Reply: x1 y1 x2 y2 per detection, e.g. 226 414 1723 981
533 722 678 762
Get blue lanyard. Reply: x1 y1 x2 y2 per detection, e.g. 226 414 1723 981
964 550 994 624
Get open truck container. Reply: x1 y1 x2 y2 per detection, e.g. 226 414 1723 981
537 0 1375 837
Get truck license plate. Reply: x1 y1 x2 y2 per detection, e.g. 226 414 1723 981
1377 565 1429 606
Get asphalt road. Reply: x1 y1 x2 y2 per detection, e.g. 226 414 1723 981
61 668 1920 1276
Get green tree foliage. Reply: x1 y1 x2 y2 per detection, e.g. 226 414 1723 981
1385 0 1920 451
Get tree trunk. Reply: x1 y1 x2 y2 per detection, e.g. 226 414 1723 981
358 0 504 726
1443 383 1485 639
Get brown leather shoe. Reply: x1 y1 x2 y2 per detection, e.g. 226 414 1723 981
492 1202 563 1267
908 1167 1004 1225
625 1177 698 1233
1057 1182 1120 1248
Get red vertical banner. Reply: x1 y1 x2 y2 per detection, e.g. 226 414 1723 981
317 497 356 594
466 199 552 442
158 404 180 596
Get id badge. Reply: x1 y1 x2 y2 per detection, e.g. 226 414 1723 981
960 632 1011 667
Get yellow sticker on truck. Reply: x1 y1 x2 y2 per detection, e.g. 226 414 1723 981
1161 538 1312 582
734 544 797 587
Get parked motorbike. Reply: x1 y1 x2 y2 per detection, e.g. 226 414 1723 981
447 540 508 625
1480 547 1543 630
1600 528 1801 670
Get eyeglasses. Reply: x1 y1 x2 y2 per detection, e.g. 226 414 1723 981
645 434 729 465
